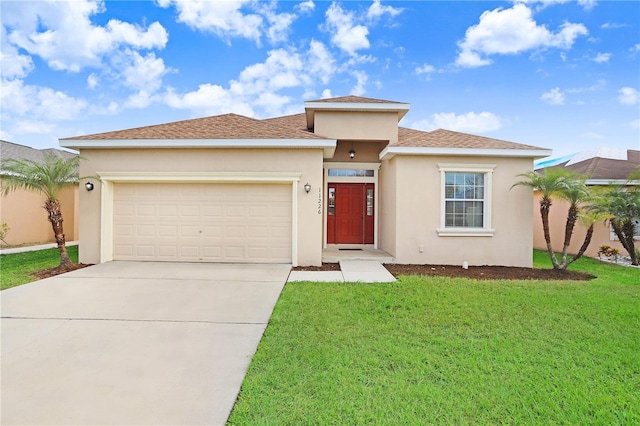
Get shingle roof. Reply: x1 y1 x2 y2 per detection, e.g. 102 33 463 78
554 149 640 180
305 95 404 104
262 113 310 131
393 128 545 150
61 113 327 141
0 140 76 162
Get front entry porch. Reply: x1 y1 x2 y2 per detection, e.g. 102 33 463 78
322 246 395 263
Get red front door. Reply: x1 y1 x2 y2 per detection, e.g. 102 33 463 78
327 183 374 244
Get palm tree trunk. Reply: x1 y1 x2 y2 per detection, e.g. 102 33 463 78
44 199 73 268
559 205 578 269
566 224 594 267
611 220 639 266
540 199 559 269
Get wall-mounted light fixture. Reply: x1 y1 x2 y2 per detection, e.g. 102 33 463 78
349 148 356 159
304 182 311 193
85 182 94 191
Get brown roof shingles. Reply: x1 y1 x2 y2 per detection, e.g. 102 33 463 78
305 95 405 104
61 113 326 141
394 128 545 150
556 150 640 180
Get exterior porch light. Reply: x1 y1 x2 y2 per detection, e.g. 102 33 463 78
349 148 356 159
85 181 94 191
304 182 311 193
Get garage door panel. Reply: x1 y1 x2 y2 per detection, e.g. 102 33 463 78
113 183 292 263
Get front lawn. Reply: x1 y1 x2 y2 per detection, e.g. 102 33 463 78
0 246 79 290
229 251 639 424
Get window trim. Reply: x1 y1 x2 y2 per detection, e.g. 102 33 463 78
437 163 496 237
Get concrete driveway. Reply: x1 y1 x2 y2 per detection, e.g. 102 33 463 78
0 261 290 426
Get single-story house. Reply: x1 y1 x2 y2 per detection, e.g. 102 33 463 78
0 140 79 246
60 96 551 267
533 148 640 258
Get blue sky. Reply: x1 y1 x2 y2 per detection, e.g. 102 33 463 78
1 0 638 158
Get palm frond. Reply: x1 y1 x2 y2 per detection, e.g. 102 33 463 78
0 154 80 201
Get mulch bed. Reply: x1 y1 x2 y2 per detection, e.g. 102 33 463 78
292 263 342 271
294 263 595 281
31 263 93 280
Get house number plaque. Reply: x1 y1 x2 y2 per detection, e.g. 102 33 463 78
317 187 322 214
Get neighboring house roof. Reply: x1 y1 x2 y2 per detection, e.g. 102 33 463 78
0 140 76 163
550 149 640 181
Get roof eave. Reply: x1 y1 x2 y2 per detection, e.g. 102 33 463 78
379 147 553 161
59 138 338 159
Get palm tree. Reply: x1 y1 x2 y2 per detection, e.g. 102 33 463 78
1 153 81 268
589 183 640 266
555 176 591 269
512 168 577 269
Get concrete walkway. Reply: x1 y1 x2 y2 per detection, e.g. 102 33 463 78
288 260 396 283
1 261 290 426
0 241 78 255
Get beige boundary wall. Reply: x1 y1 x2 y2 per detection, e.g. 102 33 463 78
380 155 535 267
532 192 629 259
78 148 324 266
0 181 78 246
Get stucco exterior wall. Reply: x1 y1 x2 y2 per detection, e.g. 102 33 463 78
78 148 324 265
386 155 534 267
378 158 397 256
314 111 399 144
324 140 387 164
0 181 78 246
532 192 627 258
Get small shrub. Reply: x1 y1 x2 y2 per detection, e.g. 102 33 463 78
0 222 9 245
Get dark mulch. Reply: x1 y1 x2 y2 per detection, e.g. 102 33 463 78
31 263 93 280
294 262 595 281
384 264 594 281
292 263 342 272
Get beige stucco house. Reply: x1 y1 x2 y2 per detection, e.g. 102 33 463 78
533 148 640 258
0 140 79 246
60 96 550 267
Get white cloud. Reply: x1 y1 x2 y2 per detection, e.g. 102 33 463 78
367 0 403 21
12 120 56 135
412 112 503 133
115 50 170 93
161 41 338 117
164 83 255 117
518 0 596 11
3 0 168 72
591 52 611 63
351 70 368 96
600 22 627 29
324 3 370 55
618 87 639 105
1 79 87 121
295 1 315 13
633 44 640 53
321 89 333 98
157 0 262 43
541 87 565 105
307 40 336 84
87 73 99 89
456 4 588 68
630 119 640 129
415 63 435 75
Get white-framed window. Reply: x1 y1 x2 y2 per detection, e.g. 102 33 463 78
438 164 496 237
609 217 640 240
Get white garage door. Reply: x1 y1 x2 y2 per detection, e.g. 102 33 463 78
113 183 292 263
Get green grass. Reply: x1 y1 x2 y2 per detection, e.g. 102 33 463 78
0 245 79 290
229 251 640 425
